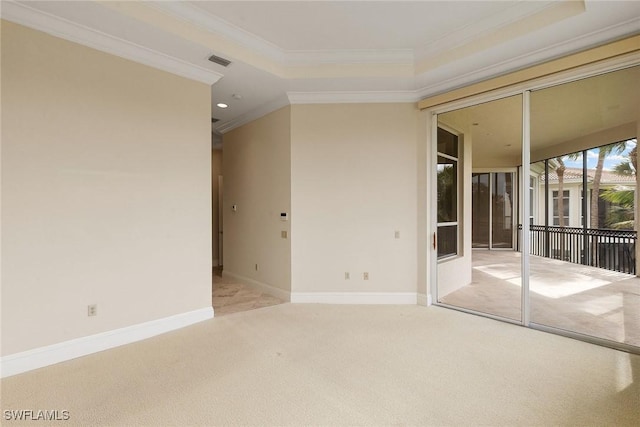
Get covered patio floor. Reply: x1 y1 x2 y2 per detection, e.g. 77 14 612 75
440 250 640 348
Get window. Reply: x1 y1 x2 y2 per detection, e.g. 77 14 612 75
552 190 569 226
437 127 459 258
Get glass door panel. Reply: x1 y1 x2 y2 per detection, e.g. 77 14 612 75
530 66 639 349
472 173 490 248
436 94 523 321
473 172 515 249
492 172 514 249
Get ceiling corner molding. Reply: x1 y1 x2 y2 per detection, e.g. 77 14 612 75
1 0 223 85
418 34 640 110
415 17 640 102
287 91 420 105
141 1 415 69
148 1 286 64
215 95 291 134
413 0 557 62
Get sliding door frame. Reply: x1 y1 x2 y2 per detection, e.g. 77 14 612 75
428 52 640 352
432 93 526 325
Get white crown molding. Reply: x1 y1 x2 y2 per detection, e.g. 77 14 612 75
222 271 291 302
287 90 421 105
216 95 291 134
0 307 214 378
211 130 223 150
5 0 637 131
284 49 414 66
149 1 415 66
414 1 558 61
290 292 417 305
216 89 423 134
415 16 640 100
148 1 286 63
1 0 223 85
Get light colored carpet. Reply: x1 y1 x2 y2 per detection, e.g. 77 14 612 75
1 304 639 426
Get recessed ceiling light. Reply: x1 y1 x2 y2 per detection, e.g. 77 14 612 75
217 103 228 109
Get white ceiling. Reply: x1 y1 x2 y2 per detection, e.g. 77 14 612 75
191 1 518 51
2 1 640 143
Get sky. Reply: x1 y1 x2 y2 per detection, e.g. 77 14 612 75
562 138 637 171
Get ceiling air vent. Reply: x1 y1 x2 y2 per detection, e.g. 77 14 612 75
208 54 231 67
211 118 220 123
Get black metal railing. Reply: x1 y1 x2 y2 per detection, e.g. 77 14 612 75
517 225 636 275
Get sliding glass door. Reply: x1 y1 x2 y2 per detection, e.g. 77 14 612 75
436 95 523 322
433 63 639 352
529 66 640 349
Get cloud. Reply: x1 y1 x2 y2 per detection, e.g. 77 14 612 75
607 154 627 162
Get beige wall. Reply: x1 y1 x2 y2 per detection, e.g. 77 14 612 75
211 148 223 266
290 103 418 293
1 21 212 356
222 107 292 293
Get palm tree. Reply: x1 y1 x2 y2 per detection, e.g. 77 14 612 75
599 187 634 229
552 155 574 260
612 142 637 176
590 141 628 229
599 139 637 229
552 151 581 227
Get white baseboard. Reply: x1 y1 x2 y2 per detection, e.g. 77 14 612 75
290 292 417 305
0 307 214 378
417 293 431 306
221 271 291 302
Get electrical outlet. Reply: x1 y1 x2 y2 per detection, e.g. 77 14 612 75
87 304 97 317
281 230 288 239
345 272 350 280
395 230 400 239
363 272 369 280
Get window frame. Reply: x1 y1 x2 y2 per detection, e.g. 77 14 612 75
436 125 462 261
552 190 570 226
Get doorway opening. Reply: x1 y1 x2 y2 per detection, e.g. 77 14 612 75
472 172 516 250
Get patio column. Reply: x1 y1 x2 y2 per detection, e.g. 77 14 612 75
545 160 550 258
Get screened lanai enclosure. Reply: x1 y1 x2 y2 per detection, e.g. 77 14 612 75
434 65 640 351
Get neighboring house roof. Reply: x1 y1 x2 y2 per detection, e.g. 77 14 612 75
541 167 636 185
